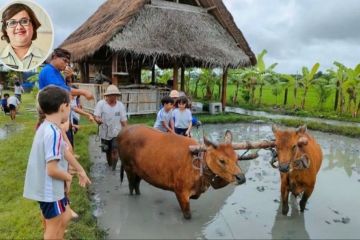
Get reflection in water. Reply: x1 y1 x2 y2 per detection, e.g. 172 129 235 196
320 134 360 177
271 195 309 240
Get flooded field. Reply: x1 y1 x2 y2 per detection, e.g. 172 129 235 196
89 123 360 239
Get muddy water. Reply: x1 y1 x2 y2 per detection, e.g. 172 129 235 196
226 106 360 128
0 123 22 140
89 123 360 239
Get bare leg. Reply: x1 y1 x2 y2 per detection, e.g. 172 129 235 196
111 149 119 171
58 204 73 239
43 214 62 240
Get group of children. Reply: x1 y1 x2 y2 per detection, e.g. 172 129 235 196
154 90 193 137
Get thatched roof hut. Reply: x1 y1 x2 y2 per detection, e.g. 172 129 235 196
60 0 256 108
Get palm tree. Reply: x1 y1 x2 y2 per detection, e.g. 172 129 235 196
299 63 320 109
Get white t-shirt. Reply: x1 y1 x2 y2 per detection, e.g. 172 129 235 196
23 120 68 202
94 99 127 140
14 85 24 95
172 108 192 129
154 108 173 132
7 96 20 107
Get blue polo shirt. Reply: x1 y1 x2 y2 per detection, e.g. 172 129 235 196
39 64 70 91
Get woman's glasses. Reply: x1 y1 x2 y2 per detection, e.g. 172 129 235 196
6 18 31 28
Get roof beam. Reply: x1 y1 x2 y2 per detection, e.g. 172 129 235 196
206 6 217 11
194 0 201 6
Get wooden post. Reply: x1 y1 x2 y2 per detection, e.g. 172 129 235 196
180 66 185 91
151 65 156 85
221 67 228 111
173 62 178 90
111 53 118 86
79 62 89 83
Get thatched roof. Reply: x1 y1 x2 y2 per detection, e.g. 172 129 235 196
60 0 256 67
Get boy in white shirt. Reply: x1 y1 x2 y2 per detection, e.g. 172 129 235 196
154 96 175 133
7 94 20 120
23 86 91 239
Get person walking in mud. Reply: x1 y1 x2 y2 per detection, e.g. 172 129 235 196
93 85 127 170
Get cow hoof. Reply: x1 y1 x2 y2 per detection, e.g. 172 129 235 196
183 212 192 219
282 205 289 215
300 201 306 212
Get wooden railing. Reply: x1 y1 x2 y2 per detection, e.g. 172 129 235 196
72 83 169 115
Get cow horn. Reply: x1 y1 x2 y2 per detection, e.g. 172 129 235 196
296 125 307 134
204 137 218 149
224 130 233 144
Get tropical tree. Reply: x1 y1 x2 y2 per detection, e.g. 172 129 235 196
313 77 334 110
298 63 320 109
280 74 299 107
228 67 256 104
198 69 218 100
254 49 278 106
267 73 283 106
343 64 360 116
327 62 349 114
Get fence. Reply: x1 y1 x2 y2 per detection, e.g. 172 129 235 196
73 83 169 116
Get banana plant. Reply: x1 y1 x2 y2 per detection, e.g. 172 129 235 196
228 67 257 104
327 62 349 114
313 77 334 111
280 74 299 107
254 49 278 105
343 64 360 116
299 63 320 109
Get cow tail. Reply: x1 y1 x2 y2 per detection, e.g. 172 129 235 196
120 164 124 184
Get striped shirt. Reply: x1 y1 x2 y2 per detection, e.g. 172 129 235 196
23 120 68 202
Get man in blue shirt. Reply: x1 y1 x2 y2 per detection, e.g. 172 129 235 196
39 48 93 100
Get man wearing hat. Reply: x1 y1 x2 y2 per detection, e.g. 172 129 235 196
93 85 127 170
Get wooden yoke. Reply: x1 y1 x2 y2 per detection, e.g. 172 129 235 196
189 139 276 161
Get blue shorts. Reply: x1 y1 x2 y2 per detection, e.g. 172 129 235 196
39 197 69 219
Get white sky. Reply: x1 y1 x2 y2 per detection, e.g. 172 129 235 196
0 0 359 74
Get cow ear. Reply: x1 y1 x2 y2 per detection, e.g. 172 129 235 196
224 130 232 144
296 125 307 134
204 137 218 149
272 124 279 133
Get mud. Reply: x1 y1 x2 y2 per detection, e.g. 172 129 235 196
89 123 360 239
0 123 23 140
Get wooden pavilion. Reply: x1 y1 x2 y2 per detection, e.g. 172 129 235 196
60 0 256 110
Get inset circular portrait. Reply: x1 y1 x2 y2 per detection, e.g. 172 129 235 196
0 0 53 71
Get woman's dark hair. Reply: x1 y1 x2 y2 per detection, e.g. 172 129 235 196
15 81 20 86
38 85 70 114
1 3 41 43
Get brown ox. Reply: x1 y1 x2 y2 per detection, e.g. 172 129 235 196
272 125 322 215
118 124 246 219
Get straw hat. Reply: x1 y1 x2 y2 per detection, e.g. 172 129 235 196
169 90 179 98
104 85 121 96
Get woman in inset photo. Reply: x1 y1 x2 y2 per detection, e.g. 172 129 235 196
0 2 52 71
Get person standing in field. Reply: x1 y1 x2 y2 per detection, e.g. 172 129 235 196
23 86 91 240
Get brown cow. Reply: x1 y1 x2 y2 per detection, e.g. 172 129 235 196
272 125 322 215
118 124 246 219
